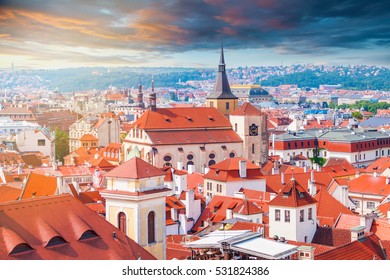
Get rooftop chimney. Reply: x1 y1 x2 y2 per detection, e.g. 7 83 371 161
374 171 378 177
187 164 195 174
239 160 247 178
281 172 285 185
386 177 390 185
226 208 233 220
234 191 245 199
297 246 315 260
350 225 365 242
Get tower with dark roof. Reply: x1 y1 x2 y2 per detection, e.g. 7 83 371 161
206 44 238 116
148 77 157 112
134 78 145 109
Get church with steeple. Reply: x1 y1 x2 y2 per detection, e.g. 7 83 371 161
206 44 238 116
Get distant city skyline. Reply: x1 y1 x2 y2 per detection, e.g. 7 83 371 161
0 0 389 69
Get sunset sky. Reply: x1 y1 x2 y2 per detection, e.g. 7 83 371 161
0 0 389 69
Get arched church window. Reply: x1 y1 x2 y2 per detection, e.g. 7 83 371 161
118 212 127 234
148 211 156 244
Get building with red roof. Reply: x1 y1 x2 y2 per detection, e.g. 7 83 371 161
268 176 318 243
101 157 171 259
348 174 390 215
69 113 120 152
0 194 155 260
229 102 268 165
203 157 265 198
122 106 243 174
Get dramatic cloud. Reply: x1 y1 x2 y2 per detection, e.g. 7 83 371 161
0 0 389 68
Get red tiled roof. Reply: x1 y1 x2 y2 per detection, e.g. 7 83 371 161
187 172 204 192
204 158 263 182
131 107 232 130
105 157 165 179
20 172 58 199
315 234 386 260
322 162 356 178
333 213 361 230
324 157 351 167
80 134 98 141
371 218 390 241
191 195 266 233
229 221 269 237
0 185 22 202
312 226 352 247
268 178 317 207
230 102 262 116
166 235 200 260
263 172 333 194
365 157 390 173
348 174 390 197
0 194 156 260
375 201 390 218
314 188 354 226
233 199 263 215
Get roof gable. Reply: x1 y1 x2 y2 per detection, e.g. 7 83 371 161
104 157 165 179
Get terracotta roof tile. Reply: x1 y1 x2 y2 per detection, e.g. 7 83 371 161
348 174 390 197
104 157 165 179
315 234 386 260
230 102 262 116
80 134 98 141
0 194 156 260
131 107 233 130
0 185 22 202
268 178 317 208
233 200 263 215
314 188 354 226
20 172 58 199
365 157 390 173
312 226 352 247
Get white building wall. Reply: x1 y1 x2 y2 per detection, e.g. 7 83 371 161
16 129 53 156
269 205 317 243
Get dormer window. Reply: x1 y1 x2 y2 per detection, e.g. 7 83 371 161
79 230 99 241
45 236 67 247
9 243 34 255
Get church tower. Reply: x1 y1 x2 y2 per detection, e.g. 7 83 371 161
206 44 238 116
134 78 145 109
229 102 269 165
100 157 171 259
268 174 318 243
148 77 157 112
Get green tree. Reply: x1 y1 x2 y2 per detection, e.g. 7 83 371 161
54 128 69 163
351 111 363 120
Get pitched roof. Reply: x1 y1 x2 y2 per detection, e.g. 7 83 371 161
206 45 237 100
130 107 232 130
333 213 362 230
348 174 390 197
315 234 386 260
365 157 390 173
262 172 333 194
230 102 262 116
371 218 390 241
0 194 156 260
20 172 58 199
0 185 22 203
204 157 263 182
104 157 165 179
268 178 317 208
80 134 98 141
312 226 352 247
233 199 263 215
314 188 354 226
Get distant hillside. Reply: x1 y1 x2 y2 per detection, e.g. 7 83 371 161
1 65 389 92
260 68 390 90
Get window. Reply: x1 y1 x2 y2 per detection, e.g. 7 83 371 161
235 123 237 132
37 139 46 146
148 211 156 244
208 160 216 166
284 210 290 222
252 144 255 154
367 202 375 209
300 210 304 222
229 152 235 158
226 102 230 110
308 208 312 220
275 209 281 221
304 236 308 243
118 212 127 234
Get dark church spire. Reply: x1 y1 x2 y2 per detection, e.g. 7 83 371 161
149 76 156 112
134 77 144 109
207 43 237 100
